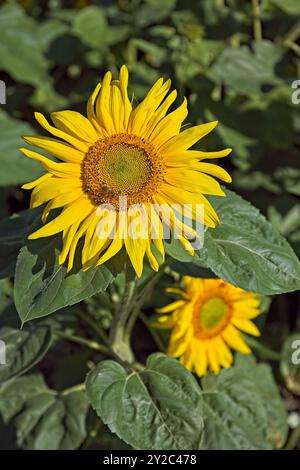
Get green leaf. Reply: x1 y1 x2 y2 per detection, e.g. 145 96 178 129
0 207 42 279
280 333 300 395
72 6 107 49
201 355 288 450
86 353 287 450
135 0 177 27
208 41 283 95
268 0 300 15
86 353 205 450
0 4 48 87
0 322 53 384
199 189 300 295
171 261 217 278
14 232 114 323
0 110 43 186
0 375 89 450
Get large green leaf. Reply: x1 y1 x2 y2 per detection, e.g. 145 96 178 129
86 353 205 450
86 353 287 450
0 4 48 87
199 190 300 295
14 233 114 323
0 375 89 450
0 110 43 186
201 355 288 450
0 321 53 384
208 41 283 95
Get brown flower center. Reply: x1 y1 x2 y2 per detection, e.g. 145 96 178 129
193 296 231 339
82 133 165 208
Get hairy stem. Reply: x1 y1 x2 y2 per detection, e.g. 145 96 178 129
77 308 110 346
55 331 114 357
109 264 137 361
139 311 165 352
61 383 85 396
125 257 174 338
285 424 300 450
252 0 262 41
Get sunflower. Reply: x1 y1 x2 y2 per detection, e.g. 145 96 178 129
21 66 231 277
156 277 262 376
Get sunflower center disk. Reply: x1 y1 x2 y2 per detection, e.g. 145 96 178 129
82 134 165 208
101 143 149 194
194 296 230 338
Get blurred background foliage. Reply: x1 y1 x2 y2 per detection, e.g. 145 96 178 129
0 0 300 449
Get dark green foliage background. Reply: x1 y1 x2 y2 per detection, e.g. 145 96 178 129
0 0 300 450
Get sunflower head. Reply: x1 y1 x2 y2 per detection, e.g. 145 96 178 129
21 66 231 277
156 277 262 376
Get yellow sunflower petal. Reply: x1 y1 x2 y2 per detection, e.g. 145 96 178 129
124 237 147 278
156 187 219 228
145 242 159 272
34 112 89 152
165 169 225 196
231 317 261 337
40 189 82 222
129 78 171 135
222 325 251 354
157 300 186 313
59 221 81 265
22 136 83 164
144 89 177 139
95 71 115 134
30 177 81 208
160 121 218 154
20 148 80 178
150 97 188 147
119 65 132 128
51 110 99 143
191 162 232 183
28 197 93 239
87 82 105 135
97 236 123 266
194 341 208 377
22 173 51 190
168 335 187 357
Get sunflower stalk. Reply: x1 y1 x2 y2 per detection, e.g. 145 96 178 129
109 264 137 363
124 256 174 339
252 0 262 41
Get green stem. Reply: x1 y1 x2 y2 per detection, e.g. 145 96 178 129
284 41 300 57
125 257 174 338
55 331 115 357
285 424 300 450
109 264 137 347
284 20 300 45
252 0 262 41
61 383 85 396
77 308 110 346
139 312 165 352
246 336 281 361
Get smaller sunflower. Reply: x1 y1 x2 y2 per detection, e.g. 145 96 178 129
156 277 262 376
